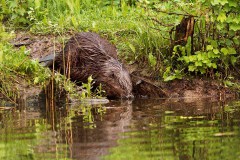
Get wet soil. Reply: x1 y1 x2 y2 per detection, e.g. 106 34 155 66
11 32 238 101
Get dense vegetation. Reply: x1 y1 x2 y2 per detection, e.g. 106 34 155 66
0 0 240 100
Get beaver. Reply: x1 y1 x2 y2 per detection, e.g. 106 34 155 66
53 32 133 99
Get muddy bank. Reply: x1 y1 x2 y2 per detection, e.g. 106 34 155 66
131 74 236 100
10 32 238 101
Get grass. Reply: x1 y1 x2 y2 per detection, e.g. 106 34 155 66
1 0 168 65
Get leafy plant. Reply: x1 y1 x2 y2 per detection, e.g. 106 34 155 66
81 76 105 99
177 41 237 74
163 67 183 81
81 76 94 98
145 0 240 80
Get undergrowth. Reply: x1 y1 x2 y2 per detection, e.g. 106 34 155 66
0 23 49 101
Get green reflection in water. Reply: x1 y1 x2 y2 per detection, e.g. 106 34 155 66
104 101 240 160
0 110 70 160
0 102 106 160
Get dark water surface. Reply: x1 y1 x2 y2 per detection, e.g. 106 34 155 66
0 98 240 160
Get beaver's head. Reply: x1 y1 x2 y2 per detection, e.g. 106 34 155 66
97 57 133 99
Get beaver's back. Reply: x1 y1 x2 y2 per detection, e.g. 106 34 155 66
55 32 133 98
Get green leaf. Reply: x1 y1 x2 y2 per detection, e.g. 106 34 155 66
207 51 214 58
199 68 206 74
228 47 236 54
128 43 136 53
221 48 229 55
216 23 225 30
88 75 93 83
211 0 220 6
9 1 18 8
188 65 196 72
35 0 41 9
206 45 213 51
189 55 197 62
71 17 78 29
195 61 202 66
210 40 218 48
212 63 217 69
184 56 190 63
179 46 186 56
232 17 240 24
228 0 237 7
173 45 179 52
16 7 26 16
34 77 40 84
197 53 203 61
219 0 228 5
164 75 176 82
203 59 211 64
230 24 240 31
148 53 157 67
178 56 190 63
224 80 234 87
233 37 240 45
225 39 232 46
211 0 228 6
213 49 219 54
217 12 227 23
230 56 237 65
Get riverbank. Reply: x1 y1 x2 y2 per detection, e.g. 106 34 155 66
3 31 236 103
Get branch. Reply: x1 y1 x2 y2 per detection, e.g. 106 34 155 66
150 17 175 27
152 7 198 17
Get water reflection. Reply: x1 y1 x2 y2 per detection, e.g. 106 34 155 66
105 99 240 160
66 101 132 160
0 98 240 160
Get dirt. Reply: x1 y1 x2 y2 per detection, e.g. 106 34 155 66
11 32 238 101
12 31 67 59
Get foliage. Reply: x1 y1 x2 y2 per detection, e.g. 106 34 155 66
178 42 237 74
0 22 51 101
2 45 50 84
142 0 240 81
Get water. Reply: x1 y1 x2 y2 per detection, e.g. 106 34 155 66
0 98 240 160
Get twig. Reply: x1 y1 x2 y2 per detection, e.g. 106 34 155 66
152 7 198 17
150 17 175 27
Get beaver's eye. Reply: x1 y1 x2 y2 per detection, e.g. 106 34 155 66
110 73 115 78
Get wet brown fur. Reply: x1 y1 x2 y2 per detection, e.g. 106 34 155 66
55 32 133 98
